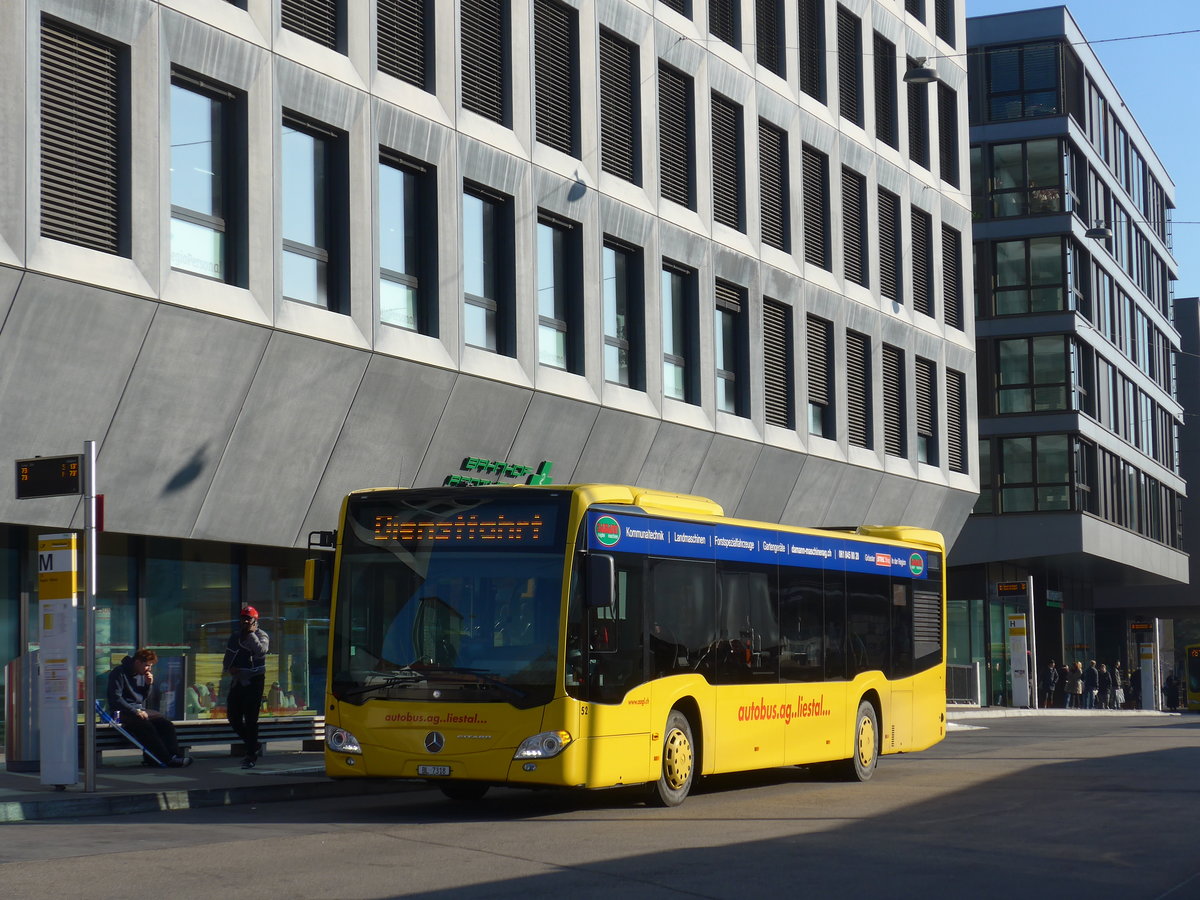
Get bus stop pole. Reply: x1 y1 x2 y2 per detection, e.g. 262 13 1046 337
1026 576 1037 709
83 440 97 792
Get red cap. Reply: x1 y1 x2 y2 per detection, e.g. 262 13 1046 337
240 606 259 619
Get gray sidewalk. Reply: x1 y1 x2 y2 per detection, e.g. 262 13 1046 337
0 742 423 823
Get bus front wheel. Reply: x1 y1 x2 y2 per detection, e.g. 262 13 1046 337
650 709 695 807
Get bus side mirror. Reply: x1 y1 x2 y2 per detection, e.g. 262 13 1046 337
585 554 615 610
304 557 331 604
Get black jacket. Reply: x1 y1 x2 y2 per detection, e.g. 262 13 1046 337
106 656 153 715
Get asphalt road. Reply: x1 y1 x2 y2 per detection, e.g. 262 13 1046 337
1 714 1196 899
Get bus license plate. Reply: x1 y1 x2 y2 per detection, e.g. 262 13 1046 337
418 765 451 777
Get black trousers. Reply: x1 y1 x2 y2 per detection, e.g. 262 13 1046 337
121 710 181 763
227 674 266 755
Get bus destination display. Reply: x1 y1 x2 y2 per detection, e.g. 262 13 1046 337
372 512 549 546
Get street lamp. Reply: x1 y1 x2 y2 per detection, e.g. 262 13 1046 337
1085 222 1112 240
903 57 938 85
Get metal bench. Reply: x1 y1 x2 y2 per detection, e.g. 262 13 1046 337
83 714 326 761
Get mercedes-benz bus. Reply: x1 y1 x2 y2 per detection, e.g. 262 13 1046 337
323 484 947 805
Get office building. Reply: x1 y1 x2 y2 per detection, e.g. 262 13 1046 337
950 6 1185 705
0 0 975 731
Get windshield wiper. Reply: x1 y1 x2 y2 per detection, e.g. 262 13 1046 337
339 668 428 697
417 665 527 698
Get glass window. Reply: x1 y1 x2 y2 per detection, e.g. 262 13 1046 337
282 119 333 308
662 265 693 403
537 220 570 369
714 283 745 416
379 157 423 331
463 190 499 351
603 242 640 388
992 237 1064 315
171 81 232 280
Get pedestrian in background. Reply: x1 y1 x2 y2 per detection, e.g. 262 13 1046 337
225 606 270 769
1112 662 1126 708
1083 659 1099 709
1042 660 1059 708
1066 661 1084 708
1097 663 1112 709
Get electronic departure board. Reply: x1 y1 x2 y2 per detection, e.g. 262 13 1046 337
15 455 82 499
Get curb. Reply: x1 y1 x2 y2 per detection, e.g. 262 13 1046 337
0 777 428 824
947 708 1177 720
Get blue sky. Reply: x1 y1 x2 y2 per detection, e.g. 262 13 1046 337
965 1 1200 299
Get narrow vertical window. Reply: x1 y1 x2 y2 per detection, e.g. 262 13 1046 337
947 368 967 473
942 224 963 330
934 0 954 46
836 6 862 126
756 1 784 76
798 0 824 102
905 0 924 22
380 153 435 334
463 186 512 355
711 93 744 231
846 330 871 449
658 63 694 209
281 0 342 51
908 62 930 169
802 145 829 270
911 207 933 316
599 29 639 184
842 167 868 288
40 18 125 254
763 298 793 428
170 77 242 283
378 0 430 89
873 33 898 149
709 0 738 48
879 188 902 302
759 120 789 251
660 0 689 15
715 280 747 416
882 344 905 457
916 357 937 464
662 263 697 404
536 215 581 372
937 82 959 186
461 0 508 124
282 115 346 312
534 0 578 156
807 315 833 438
603 240 643 388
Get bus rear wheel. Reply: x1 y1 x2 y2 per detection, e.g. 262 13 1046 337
439 780 490 802
649 710 695 807
842 700 879 782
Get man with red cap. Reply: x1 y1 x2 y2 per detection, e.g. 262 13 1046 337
224 606 270 768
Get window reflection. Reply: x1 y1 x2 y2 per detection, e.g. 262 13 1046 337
170 82 226 279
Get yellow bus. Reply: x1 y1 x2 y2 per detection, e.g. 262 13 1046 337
323 484 947 805
1187 644 1200 712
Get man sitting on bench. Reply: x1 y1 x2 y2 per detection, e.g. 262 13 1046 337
106 648 193 768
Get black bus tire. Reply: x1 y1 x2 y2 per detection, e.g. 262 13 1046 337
649 709 695 807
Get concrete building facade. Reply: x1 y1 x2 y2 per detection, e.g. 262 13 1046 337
0 0 975 730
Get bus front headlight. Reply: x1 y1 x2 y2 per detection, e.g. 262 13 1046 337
326 726 363 754
514 730 572 759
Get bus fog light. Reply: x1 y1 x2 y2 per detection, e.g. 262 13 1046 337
514 730 572 759
326 726 363 754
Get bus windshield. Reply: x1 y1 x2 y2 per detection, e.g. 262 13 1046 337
331 489 570 709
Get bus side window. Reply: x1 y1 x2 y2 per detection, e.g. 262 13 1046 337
779 570 823 682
